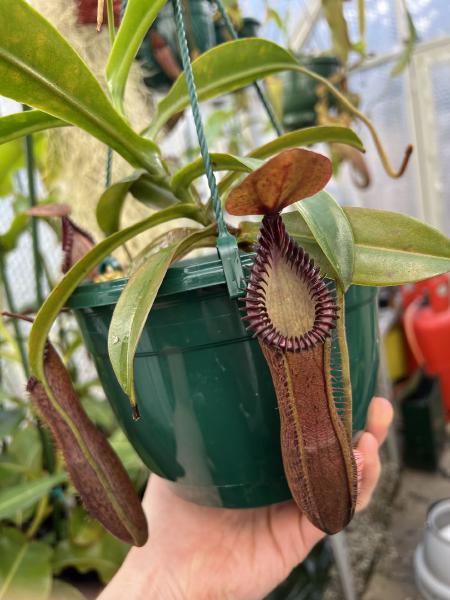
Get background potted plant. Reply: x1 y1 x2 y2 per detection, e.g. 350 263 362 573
0 0 449 587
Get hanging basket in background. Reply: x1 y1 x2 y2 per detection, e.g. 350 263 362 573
282 55 340 130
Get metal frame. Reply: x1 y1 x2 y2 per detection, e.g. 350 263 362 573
291 0 450 233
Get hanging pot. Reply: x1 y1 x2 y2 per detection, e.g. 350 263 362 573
138 0 217 91
67 252 379 509
76 0 121 26
214 16 260 44
282 55 340 131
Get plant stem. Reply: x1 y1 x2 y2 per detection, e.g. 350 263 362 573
25 494 49 539
0 258 29 376
106 0 116 46
22 119 44 307
292 65 413 178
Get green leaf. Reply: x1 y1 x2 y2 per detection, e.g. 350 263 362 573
108 227 214 406
29 204 204 387
219 126 364 196
321 0 353 64
49 580 87 600
0 214 29 255
0 528 53 600
0 0 162 174
8 426 42 479
0 141 23 196
0 473 66 521
106 0 167 113
0 409 23 440
240 209 450 286
81 396 116 434
345 207 450 285
250 126 364 158
148 39 299 136
0 110 66 146
96 171 180 236
109 430 146 473
53 530 128 584
68 506 104 547
295 191 354 290
171 153 263 196
391 2 418 77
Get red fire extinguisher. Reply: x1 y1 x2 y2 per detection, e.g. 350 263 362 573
404 274 450 420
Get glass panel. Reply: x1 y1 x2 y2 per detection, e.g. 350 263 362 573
406 0 450 43
335 61 419 218
431 61 450 234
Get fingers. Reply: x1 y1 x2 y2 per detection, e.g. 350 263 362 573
355 431 381 511
365 396 394 446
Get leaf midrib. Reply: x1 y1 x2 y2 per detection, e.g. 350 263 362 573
0 47 144 163
356 241 450 260
0 543 28 600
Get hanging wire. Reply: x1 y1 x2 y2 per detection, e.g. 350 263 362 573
171 0 245 297
214 0 284 137
104 0 127 189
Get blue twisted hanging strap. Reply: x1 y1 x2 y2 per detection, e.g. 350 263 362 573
214 0 283 137
172 0 245 298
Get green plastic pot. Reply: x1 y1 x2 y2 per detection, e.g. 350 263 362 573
282 55 340 131
138 0 216 91
68 252 379 509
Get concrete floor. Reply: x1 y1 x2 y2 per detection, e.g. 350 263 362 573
322 427 450 600
362 441 450 600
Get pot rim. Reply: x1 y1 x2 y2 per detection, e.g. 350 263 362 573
66 251 377 310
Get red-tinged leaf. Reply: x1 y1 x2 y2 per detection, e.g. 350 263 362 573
26 203 72 218
225 148 332 216
62 217 98 279
27 343 148 546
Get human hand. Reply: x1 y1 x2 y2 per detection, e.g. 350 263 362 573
99 397 393 600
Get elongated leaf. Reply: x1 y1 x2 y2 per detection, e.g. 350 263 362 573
96 171 180 235
0 110 66 146
171 153 263 196
391 2 418 77
345 207 450 285
0 0 162 174
0 140 23 196
53 530 128 584
29 204 204 386
0 472 66 520
106 0 166 113
0 528 53 600
218 126 364 196
108 227 215 406
295 191 354 290
239 209 450 286
322 0 353 64
251 126 364 158
0 409 23 440
49 580 87 600
0 214 29 255
147 39 299 136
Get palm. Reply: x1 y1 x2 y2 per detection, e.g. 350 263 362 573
101 397 392 600
143 477 324 600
